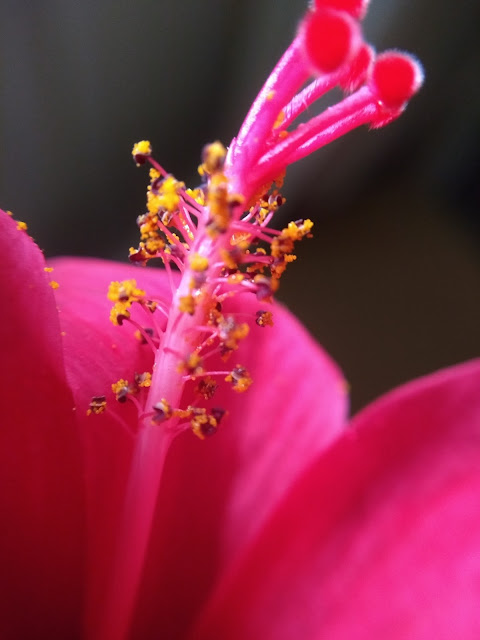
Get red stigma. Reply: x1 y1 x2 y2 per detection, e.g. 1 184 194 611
372 51 424 110
314 0 370 20
303 9 360 74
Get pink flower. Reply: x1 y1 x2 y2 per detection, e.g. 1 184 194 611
4 2 478 640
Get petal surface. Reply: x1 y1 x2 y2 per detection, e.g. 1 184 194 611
192 359 480 639
131 291 348 638
0 211 85 637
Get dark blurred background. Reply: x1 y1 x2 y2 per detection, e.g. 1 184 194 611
1 0 479 412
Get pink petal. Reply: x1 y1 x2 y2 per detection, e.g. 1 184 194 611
192 359 480 639
0 212 84 636
130 292 348 638
49 256 347 637
49 256 175 633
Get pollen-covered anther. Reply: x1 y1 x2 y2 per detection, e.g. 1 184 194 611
225 365 252 393
134 327 156 344
189 407 222 440
110 303 131 326
108 279 147 326
189 253 209 272
112 379 133 403
197 376 218 400
153 175 185 213
152 398 173 424
218 316 249 354
206 173 231 235
256 310 274 327
179 352 204 377
220 247 242 271
200 141 227 175
253 274 278 301
108 279 146 304
134 372 152 388
87 395 107 416
132 140 152 166
178 294 196 315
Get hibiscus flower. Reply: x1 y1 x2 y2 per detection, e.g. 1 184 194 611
3 1 479 639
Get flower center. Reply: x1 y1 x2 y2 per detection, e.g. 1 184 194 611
89 140 312 438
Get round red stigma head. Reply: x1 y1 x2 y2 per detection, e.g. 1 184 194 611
314 0 370 20
303 8 361 74
372 51 424 110
339 43 374 92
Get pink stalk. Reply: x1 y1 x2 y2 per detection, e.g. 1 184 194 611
95 427 174 640
252 86 378 192
227 36 309 192
281 73 340 130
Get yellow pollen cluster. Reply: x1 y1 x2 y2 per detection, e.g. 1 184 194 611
49 280 60 289
108 279 146 326
87 396 107 415
178 352 204 377
256 310 274 327
132 140 152 165
135 371 152 388
112 379 130 401
152 398 173 423
197 376 218 399
270 219 313 280
178 294 196 315
189 408 220 440
225 365 252 393
148 175 185 215
199 140 227 175
189 253 209 272
218 317 249 355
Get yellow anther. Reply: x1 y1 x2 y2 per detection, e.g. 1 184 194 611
157 175 184 212
197 377 218 399
225 365 252 393
266 90 276 100
178 352 204 376
186 188 205 206
189 408 219 440
152 398 172 423
87 395 107 416
189 253 209 272
49 280 60 289
256 310 274 327
108 279 145 303
201 141 227 175
132 140 152 165
109 302 130 326
178 294 196 315
135 372 152 388
16 220 28 231
112 379 131 402
44 267 54 273
206 172 230 234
